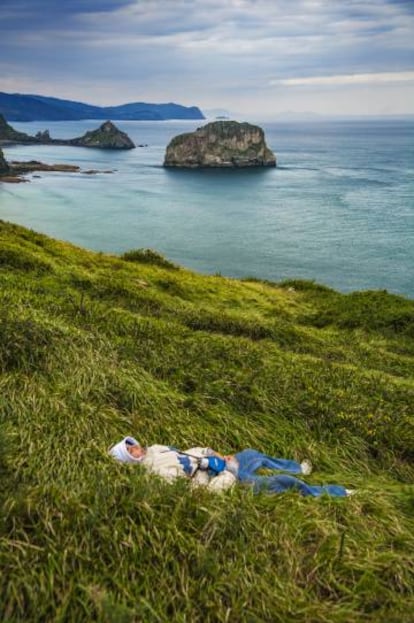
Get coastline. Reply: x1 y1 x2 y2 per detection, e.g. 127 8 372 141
1 118 413 298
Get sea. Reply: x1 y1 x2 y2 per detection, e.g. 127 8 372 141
1 118 413 298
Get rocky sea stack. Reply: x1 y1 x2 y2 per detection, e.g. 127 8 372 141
68 121 135 149
164 120 276 168
0 147 9 174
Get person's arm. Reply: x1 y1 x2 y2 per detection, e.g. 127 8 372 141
185 446 219 457
185 447 234 461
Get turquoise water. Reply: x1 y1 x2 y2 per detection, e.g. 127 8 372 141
1 119 413 297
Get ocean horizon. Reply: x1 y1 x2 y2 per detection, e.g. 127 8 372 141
1 118 413 298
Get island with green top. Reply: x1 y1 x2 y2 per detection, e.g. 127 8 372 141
164 120 276 168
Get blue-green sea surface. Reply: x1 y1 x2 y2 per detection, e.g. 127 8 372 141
1 119 413 297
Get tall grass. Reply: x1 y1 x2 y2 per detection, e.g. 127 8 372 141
1 220 414 622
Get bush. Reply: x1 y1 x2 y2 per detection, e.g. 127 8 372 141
121 248 178 270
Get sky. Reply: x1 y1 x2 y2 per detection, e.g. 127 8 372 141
1 0 413 118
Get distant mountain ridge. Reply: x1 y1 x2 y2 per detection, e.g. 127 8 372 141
0 92 205 122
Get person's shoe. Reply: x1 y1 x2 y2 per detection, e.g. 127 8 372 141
345 489 357 496
301 460 312 475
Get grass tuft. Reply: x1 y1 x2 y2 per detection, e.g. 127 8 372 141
121 248 179 270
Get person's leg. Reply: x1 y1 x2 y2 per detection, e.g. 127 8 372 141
234 449 303 481
252 474 348 497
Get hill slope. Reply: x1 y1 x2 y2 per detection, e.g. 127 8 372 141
0 92 205 121
1 220 413 622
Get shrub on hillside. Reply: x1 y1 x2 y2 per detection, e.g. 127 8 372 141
279 279 336 294
121 248 178 270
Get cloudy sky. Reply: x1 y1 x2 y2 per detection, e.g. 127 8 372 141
1 0 413 117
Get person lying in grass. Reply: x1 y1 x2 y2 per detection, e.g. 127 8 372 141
109 437 236 491
109 437 354 497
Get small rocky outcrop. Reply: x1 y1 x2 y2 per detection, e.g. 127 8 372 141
0 159 81 183
0 115 135 150
35 130 52 142
9 161 80 174
68 121 135 149
164 120 276 168
0 147 10 174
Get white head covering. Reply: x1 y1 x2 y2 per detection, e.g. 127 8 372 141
109 436 143 463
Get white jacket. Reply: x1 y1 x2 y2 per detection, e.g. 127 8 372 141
141 445 236 492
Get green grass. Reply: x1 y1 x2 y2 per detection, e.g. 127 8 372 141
1 219 413 622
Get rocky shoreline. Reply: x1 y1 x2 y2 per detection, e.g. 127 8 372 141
0 151 114 183
0 116 133 182
0 116 135 150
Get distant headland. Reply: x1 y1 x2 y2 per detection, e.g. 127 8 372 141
0 92 205 122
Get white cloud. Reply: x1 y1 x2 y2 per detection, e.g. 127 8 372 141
271 71 414 86
1 0 414 115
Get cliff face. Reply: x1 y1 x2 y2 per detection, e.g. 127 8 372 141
164 121 276 168
0 147 9 174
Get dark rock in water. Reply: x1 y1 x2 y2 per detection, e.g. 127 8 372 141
0 115 135 150
164 120 276 168
35 129 52 142
0 147 10 174
0 157 118 183
0 159 81 183
9 160 80 173
68 121 135 150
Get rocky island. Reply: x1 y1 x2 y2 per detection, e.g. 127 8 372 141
163 120 276 168
0 116 135 150
66 121 135 149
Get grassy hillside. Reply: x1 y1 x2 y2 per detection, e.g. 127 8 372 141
1 219 413 622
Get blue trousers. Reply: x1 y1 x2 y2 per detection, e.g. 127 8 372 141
234 449 303 481
234 449 347 498
252 474 347 497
